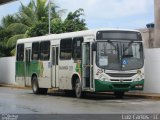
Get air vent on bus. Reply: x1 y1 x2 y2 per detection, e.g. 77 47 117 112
113 84 130 88
107 73 136 77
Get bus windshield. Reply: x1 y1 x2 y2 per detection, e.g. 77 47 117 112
97 41 144 70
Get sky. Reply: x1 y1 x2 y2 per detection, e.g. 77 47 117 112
0 0 154 29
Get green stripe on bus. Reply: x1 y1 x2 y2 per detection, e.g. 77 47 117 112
16 61 44 77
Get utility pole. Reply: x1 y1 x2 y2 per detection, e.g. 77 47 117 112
48 0 51 34
154 0 160 48
46 0 51 34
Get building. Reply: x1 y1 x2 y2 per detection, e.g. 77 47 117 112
154 0 160 47
139 23 154 48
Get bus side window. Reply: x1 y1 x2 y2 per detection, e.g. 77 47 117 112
60 38 72 60
73 37 83 59
40 41 50 61
17 44 24 61
32 42 40 60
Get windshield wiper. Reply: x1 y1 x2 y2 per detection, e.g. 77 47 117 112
107 40 117 49
123 41 133 52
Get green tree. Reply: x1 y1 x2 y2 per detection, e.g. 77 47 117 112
0 0 87 56
0 15 17 56
63 8 87 32
51 18 64 34
6 0 64 55
0 28 11 56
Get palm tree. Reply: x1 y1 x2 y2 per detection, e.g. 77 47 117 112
0 15 18 56
6 0 65 55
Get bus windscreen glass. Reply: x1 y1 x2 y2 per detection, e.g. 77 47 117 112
96 41 144 70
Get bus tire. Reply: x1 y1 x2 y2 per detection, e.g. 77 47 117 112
114 91 124 99
75 78 84 98
31 76 48 94
31 76 40 94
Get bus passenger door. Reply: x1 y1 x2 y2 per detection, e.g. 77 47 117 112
25 48 31 86
51 46 59 88
82 43 93 90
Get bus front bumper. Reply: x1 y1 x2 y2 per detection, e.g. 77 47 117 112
94 79 144 92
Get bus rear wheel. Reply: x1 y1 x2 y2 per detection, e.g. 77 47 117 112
75 78 84 98
31 76 48 94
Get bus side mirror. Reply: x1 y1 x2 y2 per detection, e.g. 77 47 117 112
92 42 97 51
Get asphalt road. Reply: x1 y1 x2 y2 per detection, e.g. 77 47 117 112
0 87 160 120
0 87 160 114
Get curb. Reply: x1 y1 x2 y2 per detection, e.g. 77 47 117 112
125 92 160 100
98 92 160 100
0 84 31 90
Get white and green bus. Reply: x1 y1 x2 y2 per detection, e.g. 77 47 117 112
16 28 144 98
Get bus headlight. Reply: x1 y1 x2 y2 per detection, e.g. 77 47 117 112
134 74 144 81
133 70 144 81
99 74 109 81
137 70 141 74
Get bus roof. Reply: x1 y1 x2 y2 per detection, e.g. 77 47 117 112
17 28 140 44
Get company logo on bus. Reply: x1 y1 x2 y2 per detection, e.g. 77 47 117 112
120 79 123 82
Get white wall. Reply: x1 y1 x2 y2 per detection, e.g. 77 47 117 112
0 51 160 93
144 48 160 93
0 56 15 84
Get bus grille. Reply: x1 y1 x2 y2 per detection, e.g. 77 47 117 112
113 84 130 88
107 73 136 77
110 79 132 82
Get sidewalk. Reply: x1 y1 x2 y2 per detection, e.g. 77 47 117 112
0 83 31 89
125 92 160 99
1 83 160 99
